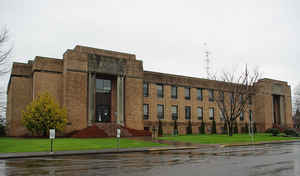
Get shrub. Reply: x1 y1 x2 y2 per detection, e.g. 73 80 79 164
253 122 257 134
283 128 298 137
223 123 228 134
173 120 178 136
265 128 280 136
211 120 217 134
158 120 163 136
22 92 67 136
0 124 5 136
199 121 205 134
186 120 192 135
243 123 249 133
234 121 238 134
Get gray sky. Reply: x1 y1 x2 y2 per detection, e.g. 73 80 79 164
1 0 300 111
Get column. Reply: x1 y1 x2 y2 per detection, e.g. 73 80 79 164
117 76 124 126
88 73 95 126
280 95 285 125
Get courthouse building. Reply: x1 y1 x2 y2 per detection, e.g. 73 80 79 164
6 46 293 136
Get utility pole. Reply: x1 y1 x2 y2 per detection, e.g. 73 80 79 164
203 43 211 79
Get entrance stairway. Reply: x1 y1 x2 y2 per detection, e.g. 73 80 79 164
72 123 151 138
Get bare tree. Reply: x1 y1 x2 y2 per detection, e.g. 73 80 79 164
211 66 260 136
292 83 300 128
0 27 12 73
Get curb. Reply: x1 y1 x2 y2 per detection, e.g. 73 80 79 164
220 140 300 147
0 146 200 159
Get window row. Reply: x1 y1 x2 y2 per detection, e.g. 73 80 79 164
144 82 214 101
143 82 253 105
143 104 253 122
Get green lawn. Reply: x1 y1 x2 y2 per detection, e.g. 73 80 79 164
0 138 166 153
159 133 300 144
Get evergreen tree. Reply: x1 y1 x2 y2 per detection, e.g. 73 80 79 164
173 120 178 136
234 121 239 134
22 92 67 136
199 120 205 134
158 120 163 136
186 120 193 135
211 120 217 134
223 122 228 134
253 122 257 134
244 123 249 134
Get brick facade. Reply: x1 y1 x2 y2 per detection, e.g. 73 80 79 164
6 46 293 136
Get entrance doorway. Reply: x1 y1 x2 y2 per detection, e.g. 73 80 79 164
95 78 112 123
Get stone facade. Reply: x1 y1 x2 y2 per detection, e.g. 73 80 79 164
6 46 293 136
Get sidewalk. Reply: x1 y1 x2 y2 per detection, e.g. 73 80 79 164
0 146 200 159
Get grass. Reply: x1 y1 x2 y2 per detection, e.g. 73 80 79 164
159 133 300 144
0 138 166 153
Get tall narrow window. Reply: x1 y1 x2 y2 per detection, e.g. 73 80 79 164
248 95 252 105
197 107 203 120
171 105 178 120
220 91 224 102
185 106 191 120
209 107 214 120
208 89 214 102
157 104 164 119
230 92 234 104
185 87 191 100
240 111 244 121
249 110 253 121
143 104 149 120
157 84 164 98
171 86 178 99
143 82 149 97
197 88 203 101
96 79 111 93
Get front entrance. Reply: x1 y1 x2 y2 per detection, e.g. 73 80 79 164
95 78 112 123
95 105 111 122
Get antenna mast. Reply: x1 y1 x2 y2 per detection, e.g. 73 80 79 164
203 43 211 79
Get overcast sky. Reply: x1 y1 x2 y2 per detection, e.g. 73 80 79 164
1 0 300 111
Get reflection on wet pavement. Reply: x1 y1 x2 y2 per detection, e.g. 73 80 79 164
0 142 300 176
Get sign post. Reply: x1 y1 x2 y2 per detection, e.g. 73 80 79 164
49 129 55 153
116 128 121 151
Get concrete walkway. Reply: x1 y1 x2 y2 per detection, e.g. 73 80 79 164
0 146 200 159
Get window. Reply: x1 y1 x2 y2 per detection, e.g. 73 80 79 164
96 79 111 93
220 91 224 102
230 92 234 104
157 84 164 98
208 89 214 101
197 88 203 101
143 104 149 120
209 108 214 120
249 110 253 121
185 106 191 120
171 86 178 99
240 111 244 121
239 94 243 103
157 104 164 119
248 95 252 105
171 105 178 120
185 87 191 100
219 110 224 121
143 82 149 97
197 107 203 120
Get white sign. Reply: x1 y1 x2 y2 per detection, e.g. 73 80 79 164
117 129 121 138
49 129 55 139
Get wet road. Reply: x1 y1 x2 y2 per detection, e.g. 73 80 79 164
1 142 300 176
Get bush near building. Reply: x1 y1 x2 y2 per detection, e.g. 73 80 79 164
22 92 67 136
211 120 217 134
0 124 5 136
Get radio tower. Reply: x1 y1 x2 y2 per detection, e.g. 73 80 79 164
203 43 211 79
